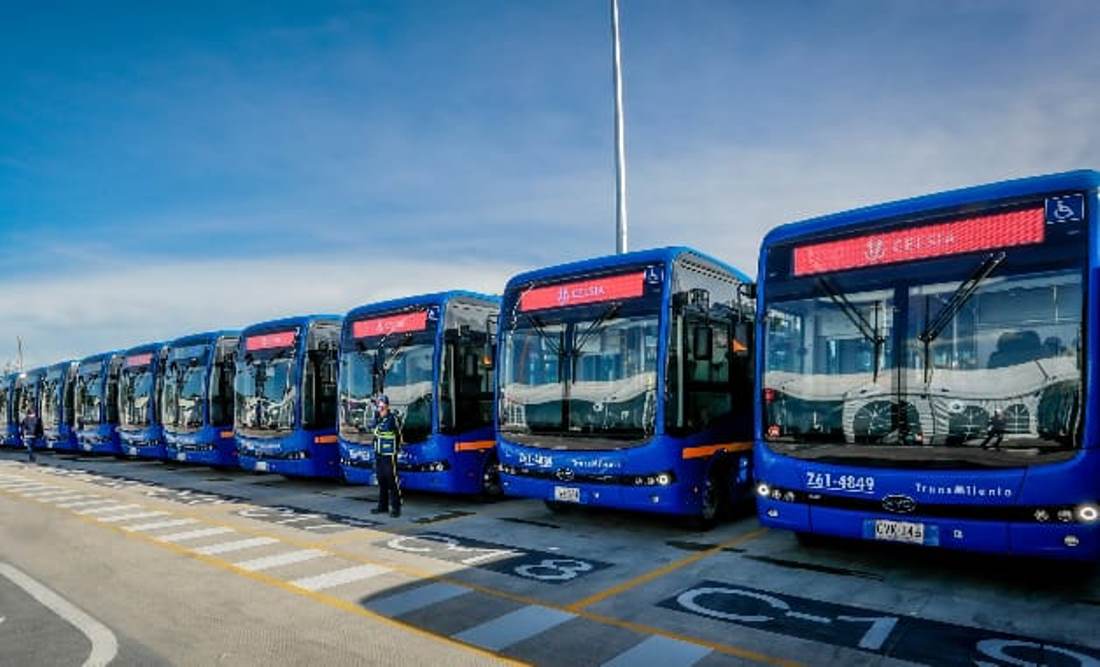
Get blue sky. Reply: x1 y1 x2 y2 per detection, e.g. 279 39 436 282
3 1 1100 365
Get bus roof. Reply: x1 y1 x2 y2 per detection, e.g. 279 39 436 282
503 246 750 292
763 169 1100 247
241 314 342 336
345 291 500 322
45 360 77 372
78 350 123 366
121 341 166 356
166 330 242 347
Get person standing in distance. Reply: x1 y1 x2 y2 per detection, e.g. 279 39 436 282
20 408 42 463
370 395 402 518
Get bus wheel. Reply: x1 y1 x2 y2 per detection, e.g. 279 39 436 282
795 532 827 547
480 456 503 500
692 471 726 531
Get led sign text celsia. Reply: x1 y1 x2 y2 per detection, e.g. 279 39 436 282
520 271 645 312
245 331 297 351
352 311 429 338
792 206 1045 277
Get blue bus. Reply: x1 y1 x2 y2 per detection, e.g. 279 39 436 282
42 361 79 451
235 315 341 478
755 170 1098 559
117 343 168 459
338 292 500 495
16 368 46 449
75 351 124 455
161 331 240 466
0 374 17 447
496 247 756 523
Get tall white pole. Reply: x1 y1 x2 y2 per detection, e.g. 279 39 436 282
611 0 628 254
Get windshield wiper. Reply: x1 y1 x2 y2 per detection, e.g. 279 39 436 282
817 277 886 381
918 251 1005 382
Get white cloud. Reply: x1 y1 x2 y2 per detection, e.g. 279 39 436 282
0 254 521 367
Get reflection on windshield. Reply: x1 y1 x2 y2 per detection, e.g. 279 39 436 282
500 309 659 442
41 372 64 429
119 366 155 429
163 350 208 432
765 267 1083 462
235 355 295 434
77 369 104 426
339 332 434 445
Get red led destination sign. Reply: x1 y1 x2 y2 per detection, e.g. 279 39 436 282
352 311 429 338
126 353 153 367
792 206 1045 277
520 271 645 312
245 330 297 351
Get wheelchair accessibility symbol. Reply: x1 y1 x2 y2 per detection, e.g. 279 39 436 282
1046 194 1084 223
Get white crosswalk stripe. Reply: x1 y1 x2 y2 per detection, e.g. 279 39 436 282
123 518 199 532
19 488 67 497
290 564 391 592
98 511 169 524
234 549 327 572
157 527 235 543
192 537 279 556
76 504 141 516
56 499 112 509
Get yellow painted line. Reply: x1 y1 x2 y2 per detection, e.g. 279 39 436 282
567 528 768 611
2 465 795 666
681 441 753 460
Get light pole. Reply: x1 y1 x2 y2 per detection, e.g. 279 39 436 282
611 0 628 254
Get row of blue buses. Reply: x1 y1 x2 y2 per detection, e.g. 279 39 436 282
3 170 1097 558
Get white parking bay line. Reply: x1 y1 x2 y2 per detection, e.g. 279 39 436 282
193 537 279 556
123 518 199 532
453 606 575 651
0 562 118 667
157 527 235 543
234 549 327 572
56 499 111 509
76 504 141 516
367 582 469 617
290 564 391 592
98 511 169 524
600 635 712 667
20 488 69 498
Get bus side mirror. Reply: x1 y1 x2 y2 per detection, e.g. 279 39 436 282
692 326 713 362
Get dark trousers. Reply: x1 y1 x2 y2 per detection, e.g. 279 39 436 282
375 453 401 513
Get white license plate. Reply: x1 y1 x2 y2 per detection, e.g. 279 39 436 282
553 486 581 503
128 447 138 456
176 452 187 462
873 519 925 545
82 444 92 451
255 461 269 472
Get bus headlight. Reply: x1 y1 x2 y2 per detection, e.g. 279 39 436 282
1034 509 1050 522
1077 505 1099 523
1058 509 1075 523
756 483 771 497
656 473 672 486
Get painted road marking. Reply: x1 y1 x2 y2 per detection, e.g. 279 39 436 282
157 527 235 543
601 635 711 667
368 583 469 617
235 549 327 572
290 564 391 592
0 562 119 667
56 499 113 509
98 511 169 524
35 493 87 503
193 537 279 556
454 605 576 651
76 504 141 516
123 518 199 532
20 488 71 498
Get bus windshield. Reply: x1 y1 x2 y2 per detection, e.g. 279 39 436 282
41 370 63 430
340 328 435 446
119 362 155 429
235 348 296 436
764 249 1084 467
77 366 104 426
500 294 661 447
162 345 209 432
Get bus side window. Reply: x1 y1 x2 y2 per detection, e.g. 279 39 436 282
107 358 122 424
303 323 339 430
